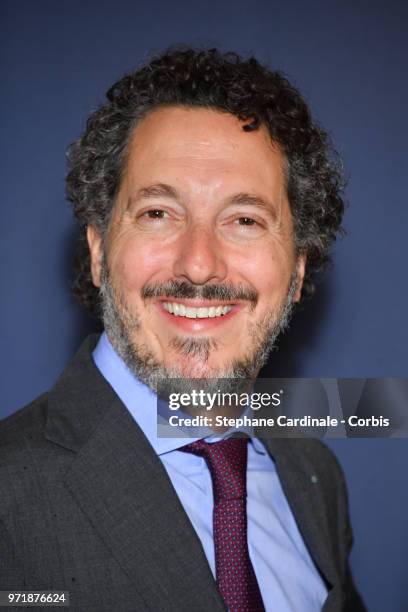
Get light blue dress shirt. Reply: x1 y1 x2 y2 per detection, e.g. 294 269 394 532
93 332 327 611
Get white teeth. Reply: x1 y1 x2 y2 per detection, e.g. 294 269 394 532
185 307 197 318
163 303 232 318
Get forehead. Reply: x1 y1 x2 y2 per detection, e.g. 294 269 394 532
122 106 287 196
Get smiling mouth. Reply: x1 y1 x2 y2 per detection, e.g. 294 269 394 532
162 302 234 319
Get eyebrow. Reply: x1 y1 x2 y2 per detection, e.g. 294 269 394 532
228 192 277 211
128 182 280 220
131 183 179 203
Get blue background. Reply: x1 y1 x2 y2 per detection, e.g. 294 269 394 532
1 1 407 609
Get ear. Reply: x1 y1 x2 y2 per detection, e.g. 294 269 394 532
87 225 104 288
293 252 307 303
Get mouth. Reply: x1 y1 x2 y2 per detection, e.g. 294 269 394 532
155 298 242 331
162 301 233 319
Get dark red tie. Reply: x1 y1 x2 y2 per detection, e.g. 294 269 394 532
180 438 265 611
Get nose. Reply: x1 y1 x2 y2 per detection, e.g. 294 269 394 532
172 224 228 285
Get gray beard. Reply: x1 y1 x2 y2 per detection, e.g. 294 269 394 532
98 258 298 396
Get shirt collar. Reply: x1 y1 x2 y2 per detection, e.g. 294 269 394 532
93 332 266 456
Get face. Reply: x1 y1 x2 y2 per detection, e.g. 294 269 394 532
87 106 306 386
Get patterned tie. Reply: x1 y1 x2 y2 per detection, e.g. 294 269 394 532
180 437 265 611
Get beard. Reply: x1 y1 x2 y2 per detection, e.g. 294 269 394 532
98 256 298 397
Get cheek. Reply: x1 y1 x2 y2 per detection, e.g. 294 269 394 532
109 236 170 293
235 245 295 298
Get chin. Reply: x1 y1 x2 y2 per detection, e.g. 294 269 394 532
162 346 231 375
165 359 220 379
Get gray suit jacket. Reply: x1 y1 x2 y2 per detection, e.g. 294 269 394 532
0 335 365 611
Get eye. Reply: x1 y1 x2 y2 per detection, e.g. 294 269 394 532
235 217 257 226
137 208 171 223
223 213 266 240
144 209 167 219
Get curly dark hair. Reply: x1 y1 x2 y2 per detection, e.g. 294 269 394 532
66 46 345 318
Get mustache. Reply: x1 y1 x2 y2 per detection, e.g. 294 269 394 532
141 280 258 306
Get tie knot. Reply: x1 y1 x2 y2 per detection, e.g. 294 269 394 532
180 437 248 501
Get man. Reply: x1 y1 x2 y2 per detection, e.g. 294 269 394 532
0 48 365 611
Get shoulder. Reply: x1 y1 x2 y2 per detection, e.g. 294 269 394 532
0 393 67 515
0 333 115 518
0 393 49 458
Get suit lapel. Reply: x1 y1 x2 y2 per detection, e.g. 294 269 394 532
45 336 225 611
261 437 340 592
